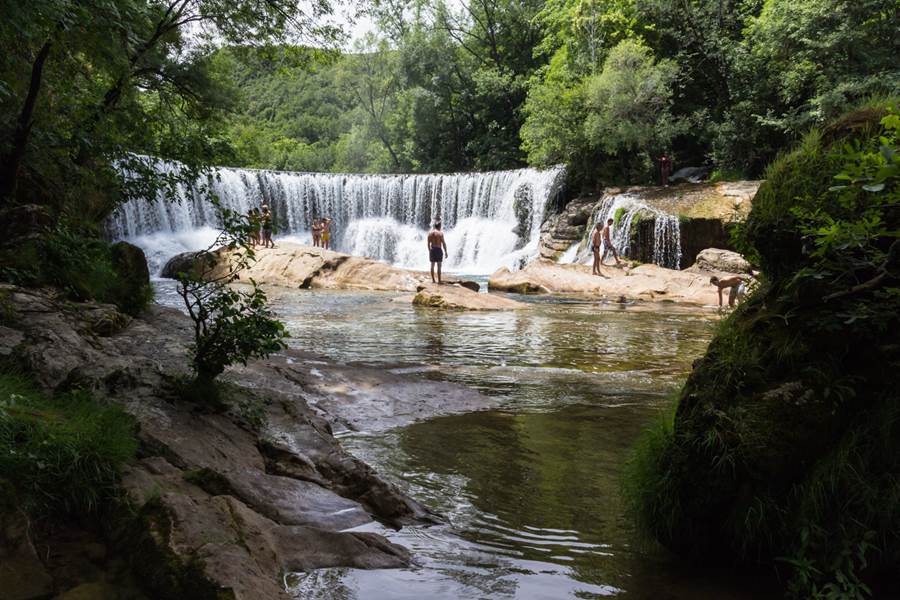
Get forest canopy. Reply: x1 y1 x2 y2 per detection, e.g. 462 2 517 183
209 0 900 189
1 0 898 215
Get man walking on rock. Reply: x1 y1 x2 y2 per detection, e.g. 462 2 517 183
428 222 448 284
601 218 621 266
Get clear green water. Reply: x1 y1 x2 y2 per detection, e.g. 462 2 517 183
154 283 776 598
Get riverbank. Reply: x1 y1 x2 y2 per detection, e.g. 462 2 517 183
0 283 499 599
169 242 748 309
489 259 728 306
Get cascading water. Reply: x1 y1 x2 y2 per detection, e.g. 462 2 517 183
559 193 682 269
107 158 566 275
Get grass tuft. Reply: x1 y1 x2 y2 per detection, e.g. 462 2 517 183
0 369 138 517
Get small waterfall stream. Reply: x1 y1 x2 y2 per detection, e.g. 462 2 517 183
560 193 682 269
107 159 566 275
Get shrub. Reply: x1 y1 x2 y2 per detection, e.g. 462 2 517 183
0 370 138 517
626 99 900 598
0 225 152 316
176 206 286 394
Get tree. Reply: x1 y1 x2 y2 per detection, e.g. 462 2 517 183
0 0 338 220
174 206 286 392
584 40 680 154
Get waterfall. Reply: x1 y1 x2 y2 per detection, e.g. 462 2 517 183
108 158 566 275
560 193 682 269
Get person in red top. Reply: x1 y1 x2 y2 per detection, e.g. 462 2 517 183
659 154 672 187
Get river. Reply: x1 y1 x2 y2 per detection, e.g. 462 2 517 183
155 280 774 599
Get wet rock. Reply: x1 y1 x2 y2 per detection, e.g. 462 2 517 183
0 513 54 600
413 283 526 310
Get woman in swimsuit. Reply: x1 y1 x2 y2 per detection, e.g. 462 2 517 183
321 218 331 250
312 219 321 247
261 205 275 248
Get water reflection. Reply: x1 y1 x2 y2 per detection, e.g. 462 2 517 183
153 282 772 598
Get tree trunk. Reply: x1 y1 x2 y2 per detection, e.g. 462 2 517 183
0 40 53 204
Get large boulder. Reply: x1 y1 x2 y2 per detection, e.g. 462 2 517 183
109 241 151 315
160 251 212 280
412 283 525 310
688 248 752 274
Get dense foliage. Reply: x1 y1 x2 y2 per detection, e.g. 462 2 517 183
0 0 336 220
625 100 900 598
208 0 898 189
0 370 137 517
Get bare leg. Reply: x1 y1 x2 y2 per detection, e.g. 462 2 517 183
430 262 436 283
592 250 601 276
437 262 442 284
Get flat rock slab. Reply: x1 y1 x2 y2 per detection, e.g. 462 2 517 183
244 351 502 433
489 259 722 306
214 243 431 292
412 283 526 311
0 287 436 599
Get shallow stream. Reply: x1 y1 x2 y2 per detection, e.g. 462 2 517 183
155 282 774 599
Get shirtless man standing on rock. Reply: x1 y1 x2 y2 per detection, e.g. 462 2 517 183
428 222 448 284
591 223 604 276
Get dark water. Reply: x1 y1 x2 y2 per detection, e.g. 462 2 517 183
154 282 774 598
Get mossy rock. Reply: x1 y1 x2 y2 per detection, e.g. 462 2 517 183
625 100 900 597
110 241 152 316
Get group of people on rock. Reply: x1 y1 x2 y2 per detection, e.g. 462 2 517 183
311 218 332 250
589 217 748 307
248 205 275 249
590 218 621 276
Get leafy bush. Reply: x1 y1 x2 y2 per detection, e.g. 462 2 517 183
176 207 287 392
0 224 152 316
0 370 138 517
626 99 900 598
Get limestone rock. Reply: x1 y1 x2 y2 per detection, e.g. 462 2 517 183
688 247 752 275
0 286 450 598
212 244 428 292
489 259 722 306
413 283 526 310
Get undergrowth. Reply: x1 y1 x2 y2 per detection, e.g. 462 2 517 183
0 369 138 518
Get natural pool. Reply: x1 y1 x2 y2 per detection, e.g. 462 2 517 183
156 282 775 599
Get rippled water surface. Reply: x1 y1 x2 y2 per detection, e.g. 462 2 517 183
155 282 774 599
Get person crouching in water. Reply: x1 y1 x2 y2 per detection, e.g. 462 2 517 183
591 222 604 276
428 221 448 284
710 275 747 307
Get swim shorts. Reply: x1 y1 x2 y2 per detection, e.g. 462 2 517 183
429 247 443 263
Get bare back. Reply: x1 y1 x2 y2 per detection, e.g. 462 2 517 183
428 229 445 249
